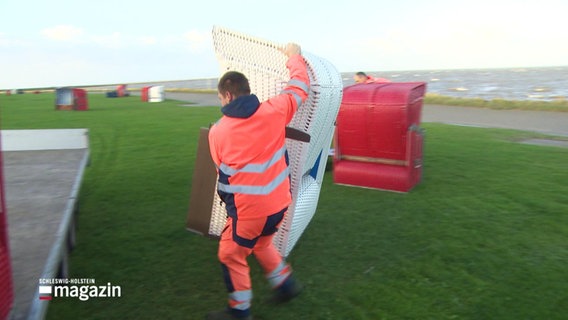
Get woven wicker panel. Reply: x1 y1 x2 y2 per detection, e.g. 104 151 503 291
208 180 228 236
211 26 342 257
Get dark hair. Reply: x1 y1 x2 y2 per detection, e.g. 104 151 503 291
217 71 251 97
355 72 367 77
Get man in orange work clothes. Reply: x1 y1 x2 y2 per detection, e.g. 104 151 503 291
206 43 309 320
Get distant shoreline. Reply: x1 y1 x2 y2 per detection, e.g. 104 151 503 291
5 64 568 91
5 86 566 113
4 65 568 112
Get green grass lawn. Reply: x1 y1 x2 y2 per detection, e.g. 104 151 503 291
1 94 567 320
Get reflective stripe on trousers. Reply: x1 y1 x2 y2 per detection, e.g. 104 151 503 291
266 261 292 288
229 290 252 311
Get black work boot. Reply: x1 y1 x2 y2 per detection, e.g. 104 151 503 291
206 308 252 320
272 276 303 303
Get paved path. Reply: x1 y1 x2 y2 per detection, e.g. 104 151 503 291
167 92 220 107
166 92 568 136
423 104 568 137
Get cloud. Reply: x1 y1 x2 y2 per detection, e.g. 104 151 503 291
90 32 124 48
0 32 30 47
341 10 568 71
1 27 218 88
41 25 84 41
38 25 210 53
158 29 211 53
183 29 209 53
329 1 567 71
137 36 157 45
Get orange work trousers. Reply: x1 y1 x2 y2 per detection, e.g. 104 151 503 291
218 208 291 314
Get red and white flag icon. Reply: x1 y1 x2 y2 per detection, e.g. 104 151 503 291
39 286 52 300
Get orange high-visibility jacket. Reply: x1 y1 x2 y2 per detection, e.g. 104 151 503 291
209 54 310 220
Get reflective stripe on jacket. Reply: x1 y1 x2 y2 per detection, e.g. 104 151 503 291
209 54 310 220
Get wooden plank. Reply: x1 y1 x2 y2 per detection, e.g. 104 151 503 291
340 155 408 166
185 128 217 235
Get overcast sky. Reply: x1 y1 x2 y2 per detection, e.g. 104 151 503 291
1 0 567 88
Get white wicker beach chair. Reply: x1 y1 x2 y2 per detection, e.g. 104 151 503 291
209 26 343 257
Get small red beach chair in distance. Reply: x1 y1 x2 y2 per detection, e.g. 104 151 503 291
141 86 151 102
55 88 89 111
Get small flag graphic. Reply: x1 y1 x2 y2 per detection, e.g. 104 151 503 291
39 285 52 300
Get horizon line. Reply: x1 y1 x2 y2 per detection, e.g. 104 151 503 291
2 65 567 91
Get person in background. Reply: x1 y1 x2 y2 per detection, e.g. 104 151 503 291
206 43 308 320
353 71 390 84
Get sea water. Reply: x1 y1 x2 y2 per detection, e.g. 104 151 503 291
128 65 567 102
352 66 568 102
